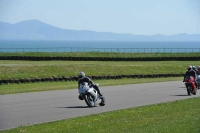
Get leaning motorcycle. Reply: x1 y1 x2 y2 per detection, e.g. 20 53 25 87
78 82 105 107
184 76 197 95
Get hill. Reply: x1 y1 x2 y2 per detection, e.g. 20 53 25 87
0 19 200 41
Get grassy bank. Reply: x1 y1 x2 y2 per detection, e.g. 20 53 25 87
0 77 183 95
0 60 199 80
2 96 200 133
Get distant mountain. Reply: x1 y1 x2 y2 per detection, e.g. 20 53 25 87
0 19 200 41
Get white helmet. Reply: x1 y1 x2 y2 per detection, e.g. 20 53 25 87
192 66 196 70
187 65 192 70
78 72 85 79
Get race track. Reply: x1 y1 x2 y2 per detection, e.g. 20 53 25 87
0 81 199 131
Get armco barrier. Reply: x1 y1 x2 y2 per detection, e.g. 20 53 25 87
0 56 199 61
0 73 184 85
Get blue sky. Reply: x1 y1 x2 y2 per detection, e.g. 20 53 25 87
0 0 200 35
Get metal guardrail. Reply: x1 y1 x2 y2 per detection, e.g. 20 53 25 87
0 47 200 53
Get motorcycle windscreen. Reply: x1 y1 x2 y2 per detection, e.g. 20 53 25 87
79 82 90 94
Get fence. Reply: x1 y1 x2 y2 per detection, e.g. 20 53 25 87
1 47 200 53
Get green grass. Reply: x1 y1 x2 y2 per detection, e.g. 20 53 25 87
0 52 200 57
2 96 200 133
0 77 183 95
1 60 200 79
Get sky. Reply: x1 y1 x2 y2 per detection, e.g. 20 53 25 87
0 0 200 35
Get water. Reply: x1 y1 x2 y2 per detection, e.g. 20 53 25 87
0 40 200 53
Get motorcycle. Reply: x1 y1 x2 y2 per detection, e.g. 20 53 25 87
197 75 200 89
78 82 105 107
184 76 197 95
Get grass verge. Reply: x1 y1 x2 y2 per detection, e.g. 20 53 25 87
0 60 199 79
0 77 182 95
2 95 200 133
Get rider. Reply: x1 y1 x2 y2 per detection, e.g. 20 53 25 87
78 71 103 100
183 65 197 91
192 66 198 86
197 66 200 75
192 66 197 73
197 66 200 89
183 65 197 81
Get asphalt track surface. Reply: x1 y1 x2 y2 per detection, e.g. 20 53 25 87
0 81 199 131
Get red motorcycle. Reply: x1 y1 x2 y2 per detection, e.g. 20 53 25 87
184 76 197 95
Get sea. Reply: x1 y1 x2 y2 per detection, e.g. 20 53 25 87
0 40 200 53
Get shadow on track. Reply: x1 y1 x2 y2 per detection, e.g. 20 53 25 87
55 106 91 108
170 94 189 96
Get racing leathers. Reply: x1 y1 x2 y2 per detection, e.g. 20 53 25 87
183 69 197 81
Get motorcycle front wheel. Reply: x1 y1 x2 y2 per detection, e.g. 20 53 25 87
186 86 191 95
84 93 95 107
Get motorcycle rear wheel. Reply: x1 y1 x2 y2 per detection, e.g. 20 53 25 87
99 97 105 106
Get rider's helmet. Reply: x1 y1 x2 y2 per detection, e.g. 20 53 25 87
78 71 85 79
187 65 192 71
197 66 200 71
192 66 196 70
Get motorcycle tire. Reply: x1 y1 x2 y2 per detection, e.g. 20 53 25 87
187 86 191 95
84 93 95 107
99 98 105 106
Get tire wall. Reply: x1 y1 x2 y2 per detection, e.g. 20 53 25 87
0 74 184 85
0 56 200 61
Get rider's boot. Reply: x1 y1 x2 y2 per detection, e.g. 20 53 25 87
99 93 104 99
93 85 104 98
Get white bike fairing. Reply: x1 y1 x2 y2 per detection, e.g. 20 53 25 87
78 82 105 107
